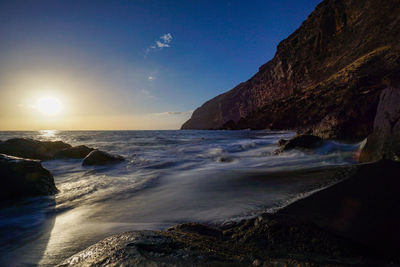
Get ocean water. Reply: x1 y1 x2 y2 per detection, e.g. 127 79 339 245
0 130 360 266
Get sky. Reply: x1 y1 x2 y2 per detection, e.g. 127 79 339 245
0 0 322 130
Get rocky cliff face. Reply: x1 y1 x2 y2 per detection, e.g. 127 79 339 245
359 74 400 162
182 0 400 139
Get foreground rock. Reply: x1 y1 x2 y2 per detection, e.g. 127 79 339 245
276 134 323 153
359 75 400 162
58 161 400 266
59 222 368 267
0 154 58 200
279 159 400 258
82 150 125 166
182 0 400 140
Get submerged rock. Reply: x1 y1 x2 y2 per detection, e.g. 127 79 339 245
82 150 125 166
0 154 58 200
276 134 323 153
54 145 94 159
216 156 233 163
0 138 71 160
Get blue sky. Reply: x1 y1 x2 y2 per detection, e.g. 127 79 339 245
0 0 322 130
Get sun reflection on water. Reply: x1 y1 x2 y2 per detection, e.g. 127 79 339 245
39 130 59 140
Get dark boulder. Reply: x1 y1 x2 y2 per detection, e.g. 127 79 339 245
277 134 323 153
0 138 71 160
279 160 400 258
359 78 400 162
54 145 94 159
82 150 124 166
0 154 58 200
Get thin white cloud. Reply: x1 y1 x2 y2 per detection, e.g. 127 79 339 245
156 41 169 48
140 89 155 99
145 33 173 55
160 33 172 43
147 70 158 81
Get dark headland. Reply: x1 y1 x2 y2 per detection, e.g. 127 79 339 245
181 0 400 141
2 0 400 266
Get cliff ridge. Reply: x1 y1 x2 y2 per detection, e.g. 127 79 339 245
182 0 400 139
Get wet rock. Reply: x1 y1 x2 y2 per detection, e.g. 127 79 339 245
359 77 400 162
82 150 125 166
252 259 262 266
276 134 323 153
276 139 288 147
168 223 223 238
216 156 233 163
0 138 124 166
57 231 177 267
0 154 58 200
54 145 94 159
0 138 71 160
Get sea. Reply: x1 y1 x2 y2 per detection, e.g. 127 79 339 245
0 130 361 266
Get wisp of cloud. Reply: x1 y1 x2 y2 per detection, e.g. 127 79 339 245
145 33 173 55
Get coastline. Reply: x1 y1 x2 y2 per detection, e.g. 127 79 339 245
0 0 399 265
58 160 400 266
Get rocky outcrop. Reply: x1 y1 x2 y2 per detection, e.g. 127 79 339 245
59 161 400 266
0 154 58 200
0 138 72 160
182 0 400 140
82 150 125 166
53 145 94 159
58 219 367 267
359 75 400 162
276 134 323 153
0 138 96 160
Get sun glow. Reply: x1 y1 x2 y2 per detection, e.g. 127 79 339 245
36 96 62 116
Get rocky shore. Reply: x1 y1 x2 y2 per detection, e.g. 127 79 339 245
55 0 400 264
3 132 399 266
58 160 400 266
2 114 399 266
0 138 124 200
1 0 399 265
54 79 400 264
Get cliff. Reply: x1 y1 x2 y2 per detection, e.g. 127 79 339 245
182 0 400 139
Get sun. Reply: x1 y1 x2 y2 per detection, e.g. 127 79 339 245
36 96 62 116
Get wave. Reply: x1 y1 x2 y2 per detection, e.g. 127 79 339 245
0 130 360 266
